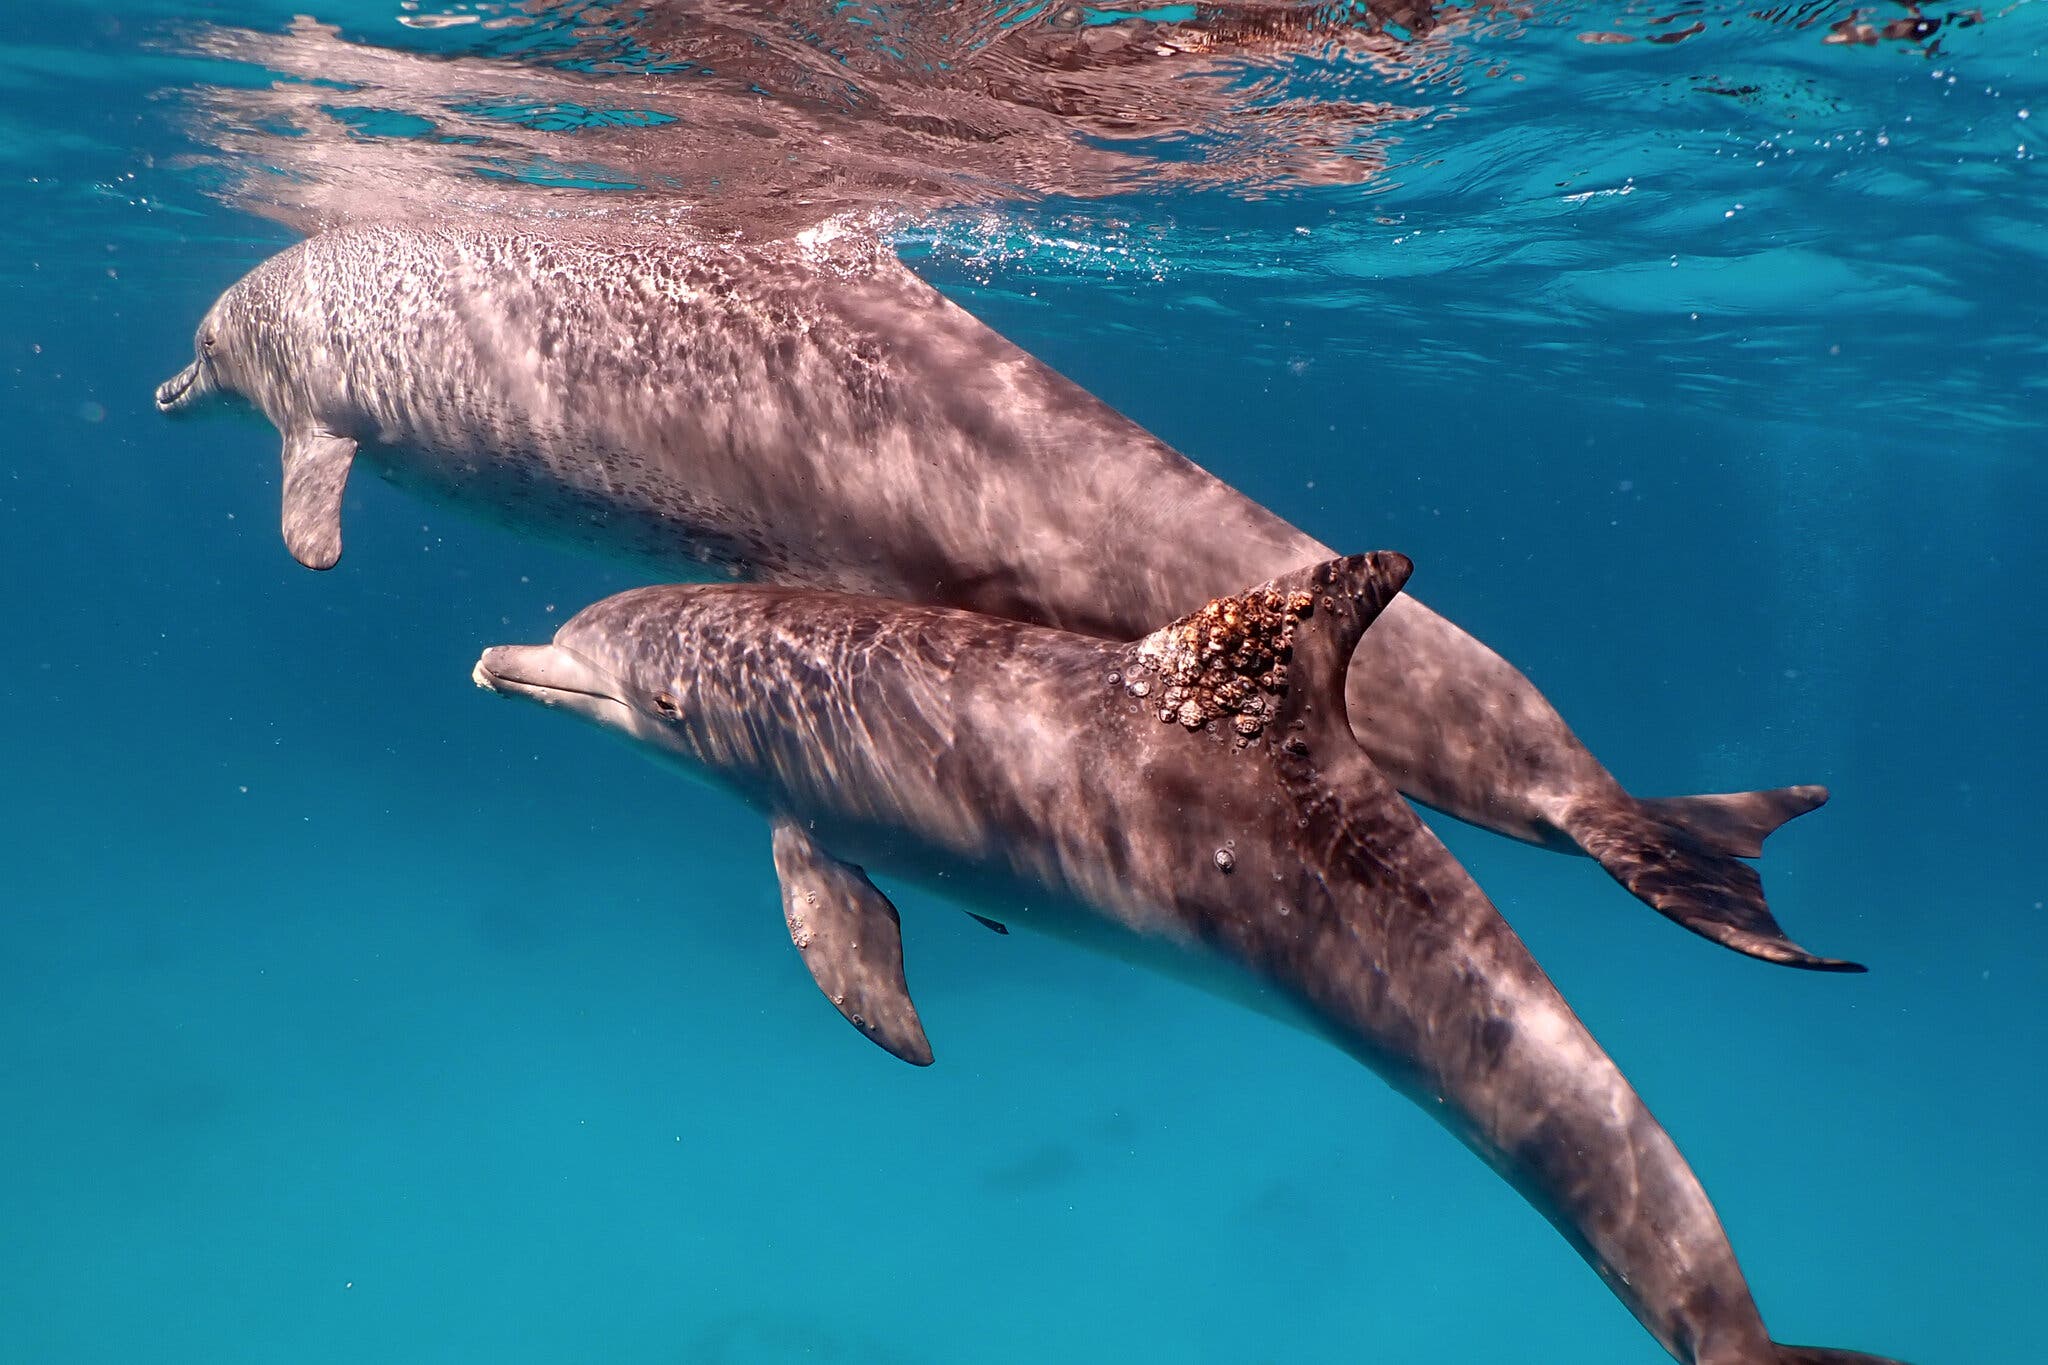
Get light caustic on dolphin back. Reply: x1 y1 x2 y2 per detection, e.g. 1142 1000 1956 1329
473 553 1906 1365
160 220 1852 972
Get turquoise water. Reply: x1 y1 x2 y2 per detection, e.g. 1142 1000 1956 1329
2 2 2043 1362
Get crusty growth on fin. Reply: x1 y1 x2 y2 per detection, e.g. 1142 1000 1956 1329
1564 794 1863 972
1125 583 1316 740
1255 552 1415 744
1641 784 1831 860
1249 553 1429 899
770 818 934 1066
1124 552 1414 745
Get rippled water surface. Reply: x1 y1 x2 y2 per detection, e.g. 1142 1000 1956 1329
2 2 2042 1362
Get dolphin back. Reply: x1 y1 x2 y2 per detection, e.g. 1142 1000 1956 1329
1135 554 1908 1365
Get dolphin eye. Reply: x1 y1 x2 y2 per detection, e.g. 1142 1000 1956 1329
652 692 682 720
201 332 216 353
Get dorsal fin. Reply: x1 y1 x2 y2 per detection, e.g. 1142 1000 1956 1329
1259 552 1413 742
1125 552 1412 749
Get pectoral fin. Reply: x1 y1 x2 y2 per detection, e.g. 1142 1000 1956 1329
280 429 357 571
770 818 933 1066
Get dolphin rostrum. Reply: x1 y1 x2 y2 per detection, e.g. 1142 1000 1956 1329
159 220 1846 970
473 553 1901 1365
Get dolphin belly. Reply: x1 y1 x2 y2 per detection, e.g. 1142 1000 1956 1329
359 438 761 576
776 808 1329 1040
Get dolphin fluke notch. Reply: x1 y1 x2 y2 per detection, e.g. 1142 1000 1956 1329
770 818 934 1067
1775 1344 1914 1364
1561 792 1863 972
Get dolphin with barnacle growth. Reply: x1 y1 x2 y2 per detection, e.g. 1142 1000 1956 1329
472 551 1903 1365
158 218 1843 970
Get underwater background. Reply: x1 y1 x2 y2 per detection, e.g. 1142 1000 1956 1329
2 1 2042 1361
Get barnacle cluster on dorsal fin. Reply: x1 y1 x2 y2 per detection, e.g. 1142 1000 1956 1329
1121 585 1316 742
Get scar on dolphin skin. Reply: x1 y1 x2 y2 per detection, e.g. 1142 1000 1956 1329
472 553 1907 1365
160 220 1851 972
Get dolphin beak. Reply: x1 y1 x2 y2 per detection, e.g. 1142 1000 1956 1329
155 360 208 415
473 644 626 716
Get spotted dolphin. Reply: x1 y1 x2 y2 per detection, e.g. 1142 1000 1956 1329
157 219 1845 969
472 552 1901 1365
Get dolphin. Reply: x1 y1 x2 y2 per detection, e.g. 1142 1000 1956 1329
472 552 1901 1365
158 219 1847 969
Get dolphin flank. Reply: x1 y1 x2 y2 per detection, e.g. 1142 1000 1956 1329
473 553 1903 1365
161 219 1849 970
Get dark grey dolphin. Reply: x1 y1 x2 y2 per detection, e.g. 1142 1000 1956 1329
472 553 1900 1365
156 219 1846 969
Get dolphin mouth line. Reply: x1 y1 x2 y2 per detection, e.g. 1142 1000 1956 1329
155 362 201 413
472 662 602 704
472 645 625 713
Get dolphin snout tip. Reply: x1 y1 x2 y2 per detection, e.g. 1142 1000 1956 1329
473 647 519 694
154 362 202 415
471 644 605 709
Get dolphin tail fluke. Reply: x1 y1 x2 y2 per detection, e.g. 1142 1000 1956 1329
1775 1344 1913 1365
1560 792 1863 973
1640 783 1830 859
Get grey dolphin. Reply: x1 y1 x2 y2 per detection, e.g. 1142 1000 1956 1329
472 553 1902 1365
157 219 1846 969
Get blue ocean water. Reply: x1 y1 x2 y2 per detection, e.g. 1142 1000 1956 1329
1 2 2042 1362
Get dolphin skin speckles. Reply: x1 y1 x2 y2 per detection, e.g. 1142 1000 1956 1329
473 554 1903 1365
159 219 1849 970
